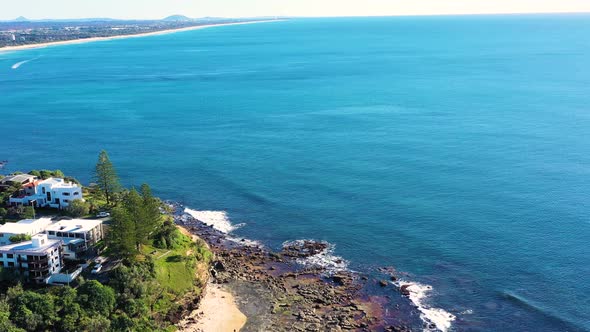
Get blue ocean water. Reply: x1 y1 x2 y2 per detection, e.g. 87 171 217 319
1 15 590 331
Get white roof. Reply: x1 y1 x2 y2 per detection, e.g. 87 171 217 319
46 219 102 233
0 217 53 235
40 177 79 189
0 238 61 253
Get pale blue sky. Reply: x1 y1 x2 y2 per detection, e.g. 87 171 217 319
2 0 590 20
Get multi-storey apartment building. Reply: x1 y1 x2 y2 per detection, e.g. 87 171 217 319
0 234 63 284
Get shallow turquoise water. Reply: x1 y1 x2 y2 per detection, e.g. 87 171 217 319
1 15 590 331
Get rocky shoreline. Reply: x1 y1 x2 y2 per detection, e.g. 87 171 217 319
172 204 422 332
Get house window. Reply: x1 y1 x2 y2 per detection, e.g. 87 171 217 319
7 254 13 259
7 262 14 267
48 231 55 236
64 199 69 203
73 192 79 196
0 253 3 258
75 233 84 239
0 262 3 267
42 187 46 194
63 192 70 196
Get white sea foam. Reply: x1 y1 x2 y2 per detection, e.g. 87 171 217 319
184 208 242 233
283 240 349 274
227 236 262 247
395 281 456 332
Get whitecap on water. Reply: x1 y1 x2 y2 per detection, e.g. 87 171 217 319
395 280 456 332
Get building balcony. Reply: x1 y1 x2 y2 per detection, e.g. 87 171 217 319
27 257 48 264
28 265 50 272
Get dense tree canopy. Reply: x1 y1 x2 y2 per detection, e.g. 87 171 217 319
1 270 172 332
108 184 163 256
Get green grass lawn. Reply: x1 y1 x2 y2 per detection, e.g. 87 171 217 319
141 234 197 296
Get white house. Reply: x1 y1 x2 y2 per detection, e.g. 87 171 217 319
0 217 53 245
0 234 63 284
9 177 83 209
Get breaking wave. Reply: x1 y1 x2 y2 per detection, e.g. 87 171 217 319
184 208 244 233
282 240 349 274
395 280 456 332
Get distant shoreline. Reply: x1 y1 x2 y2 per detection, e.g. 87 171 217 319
0 20 282 53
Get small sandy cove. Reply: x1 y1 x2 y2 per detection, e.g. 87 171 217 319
178 283 247 332
0 20 279 53
176 225 247 332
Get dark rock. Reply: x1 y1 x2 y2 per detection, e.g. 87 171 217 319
379 280 388 287
400 284 411 296
213 260 226 271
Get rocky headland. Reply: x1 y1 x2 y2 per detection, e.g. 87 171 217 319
172 204 420 332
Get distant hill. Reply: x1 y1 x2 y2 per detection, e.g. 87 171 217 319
162 15 193 22
14 16 28 22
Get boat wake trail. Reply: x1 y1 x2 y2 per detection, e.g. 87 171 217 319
11 57 39 69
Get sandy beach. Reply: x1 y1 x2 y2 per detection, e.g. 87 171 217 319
176 225 247 332
178 283 247 332
0 20 280 53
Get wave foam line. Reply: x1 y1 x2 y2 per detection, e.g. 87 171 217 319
396 281 456 332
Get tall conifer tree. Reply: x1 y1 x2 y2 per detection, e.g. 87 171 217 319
95 150 121 205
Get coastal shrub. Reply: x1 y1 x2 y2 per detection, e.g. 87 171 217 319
28 169 62 179
0 299 24 332
153 220 183 249
8 234 31 243
194 244 213 262
79 315 111 332
64 199 90 218
8 290 57 331
76 280 116 317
